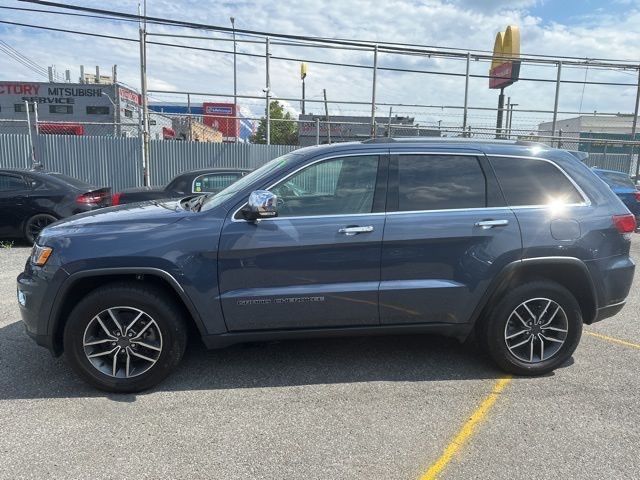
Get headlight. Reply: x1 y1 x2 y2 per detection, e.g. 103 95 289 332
31 244 53 266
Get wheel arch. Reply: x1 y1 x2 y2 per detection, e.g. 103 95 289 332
49 267 206 355
471 257 599 328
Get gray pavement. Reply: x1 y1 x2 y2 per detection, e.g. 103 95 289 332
0 238 638 479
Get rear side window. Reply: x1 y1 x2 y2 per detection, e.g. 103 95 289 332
0 174 26 191
193 173 242 193
490 157 584 206
396 155 487 211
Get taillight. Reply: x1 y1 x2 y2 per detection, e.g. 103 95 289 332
613 214 637 234
76 190 110 206
112 192 122 206
634 191 640 202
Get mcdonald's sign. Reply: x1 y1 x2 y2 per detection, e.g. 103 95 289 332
489 25 521 89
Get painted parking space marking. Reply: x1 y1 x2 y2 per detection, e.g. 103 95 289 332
418 376 512 480
585 331 640 350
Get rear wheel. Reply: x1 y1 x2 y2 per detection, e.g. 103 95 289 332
24 213 57 243
63 282 188 392
478 281 582 376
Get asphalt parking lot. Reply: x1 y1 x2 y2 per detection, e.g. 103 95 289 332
0 239 638 480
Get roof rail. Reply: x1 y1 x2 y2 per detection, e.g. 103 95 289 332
361 136 537 146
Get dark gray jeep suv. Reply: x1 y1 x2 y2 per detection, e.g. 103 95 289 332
17 139 636 392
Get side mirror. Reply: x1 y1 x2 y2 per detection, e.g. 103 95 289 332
243 190 278 221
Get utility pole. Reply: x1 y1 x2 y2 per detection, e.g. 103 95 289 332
323 88 331 144
138 1 150 186
230 17 238 143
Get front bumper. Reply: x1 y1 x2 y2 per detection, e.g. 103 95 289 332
17 262 67 355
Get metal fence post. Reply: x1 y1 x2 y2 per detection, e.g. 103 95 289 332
551 61 562 147
138 6 150 186
371 44 378 138
315 118 320 145
24 101 36 167
462 52 470 136
631 65 640 179
265 37 271 145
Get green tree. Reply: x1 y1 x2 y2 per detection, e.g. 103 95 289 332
251 100 298 145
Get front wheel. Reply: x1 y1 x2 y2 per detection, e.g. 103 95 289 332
478 281 583 376
63 282 188 392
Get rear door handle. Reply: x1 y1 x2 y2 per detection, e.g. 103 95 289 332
475 219 509 229
338 225 374 236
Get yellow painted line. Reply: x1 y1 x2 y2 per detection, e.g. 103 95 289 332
419 376 512 480
585 331 640 350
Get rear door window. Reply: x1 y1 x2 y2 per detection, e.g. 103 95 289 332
490 157 585 206
394 155 487 211
0 174 27 191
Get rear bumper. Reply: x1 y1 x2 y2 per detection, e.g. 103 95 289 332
585 254 635 324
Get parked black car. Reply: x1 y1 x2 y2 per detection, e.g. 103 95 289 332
0 168 111 243
112 168 251 205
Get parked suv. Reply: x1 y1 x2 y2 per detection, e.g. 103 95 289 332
17 139 636 392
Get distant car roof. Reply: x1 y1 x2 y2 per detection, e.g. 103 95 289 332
592 168 631 176
0 168 96 189
177 168 252 176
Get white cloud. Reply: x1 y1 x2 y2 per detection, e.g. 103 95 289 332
0 0 638 132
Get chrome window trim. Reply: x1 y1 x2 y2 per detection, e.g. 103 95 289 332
231 152 387 223
230 150 591 223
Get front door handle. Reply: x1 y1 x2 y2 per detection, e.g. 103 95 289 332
338 225 374 236
475 219 509 229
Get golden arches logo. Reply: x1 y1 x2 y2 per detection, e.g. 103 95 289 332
489 25 521 89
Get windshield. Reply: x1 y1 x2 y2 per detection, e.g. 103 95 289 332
200 152 300 212
596 170 635 189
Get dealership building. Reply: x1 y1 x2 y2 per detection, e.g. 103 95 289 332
0 79 178 140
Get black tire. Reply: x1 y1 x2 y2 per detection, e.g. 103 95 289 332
478 281 583 376
63 282 188 393
24 213 57 244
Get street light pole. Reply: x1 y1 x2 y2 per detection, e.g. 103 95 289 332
300 62 307 116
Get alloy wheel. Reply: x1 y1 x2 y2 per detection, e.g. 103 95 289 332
82 306 163 378
504 297 569 363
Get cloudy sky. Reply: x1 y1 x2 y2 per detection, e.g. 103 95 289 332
1 0 640 132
